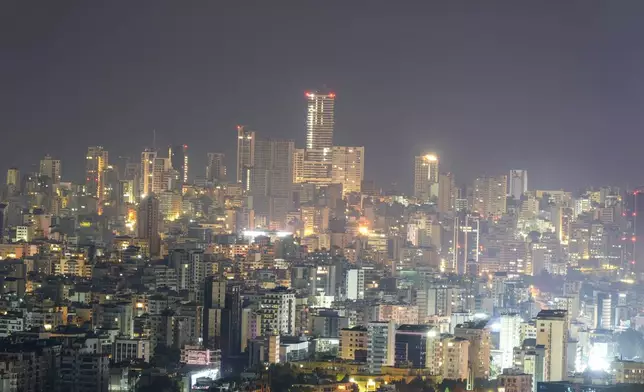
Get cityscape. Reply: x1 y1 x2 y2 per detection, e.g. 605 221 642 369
4 3 644 392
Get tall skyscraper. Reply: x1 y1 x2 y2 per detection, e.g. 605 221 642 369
140 150 157 198
206 153 226 182
169 144 188 184
250 138 294 229
203 277 242 367
509 170 528 200
6 168 19 187
536 310 567 381
331 146 365 195
452 213 480 274
414 154 439 202
137 194 160 256
305 90 335 161
236 125 255 188
39 155 61 184
438 172 455 213
292 148 305 184
472 175 508 218
86 146 108 200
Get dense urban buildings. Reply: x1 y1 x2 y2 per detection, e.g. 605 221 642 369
1 85 643 392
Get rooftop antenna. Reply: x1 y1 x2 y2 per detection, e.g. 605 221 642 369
152 129 157 151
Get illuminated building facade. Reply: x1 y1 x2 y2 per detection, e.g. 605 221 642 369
39 155 61 184
86 146 108 200
472 175 508 219
236 125 255 189
331 146 364 195
414 154 439 202
169 144 188 184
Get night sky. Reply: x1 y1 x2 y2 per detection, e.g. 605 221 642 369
4 1 644 192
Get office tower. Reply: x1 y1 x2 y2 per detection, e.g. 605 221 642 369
367 321 396 374
414 154 439 202
236 125 255 188
500 313 523 370
472 175 508 218
137 195 160 256
250 138 294 229
140 150 156 197
454 321 491 381
292 148 305 184
438 172 455 213
452 213 480 274
394 325 432 368
536 310 568 381
203 278 242 365
169 144 189 183
39 155 61 184
594 291 617 330
331 146 365 195
6 168 19 187
206 152 226 182
260 287 296 336
305 90 335 161
86 146 108 199
509 170 528 200
345 268 365 300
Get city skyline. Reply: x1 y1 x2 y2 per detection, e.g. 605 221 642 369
5 2 644 190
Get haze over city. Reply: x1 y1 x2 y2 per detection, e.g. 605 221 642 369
4 2 644 392
5 2 644 190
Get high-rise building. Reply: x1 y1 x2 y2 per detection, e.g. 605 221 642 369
500 313 523 370
292 148 305 184
509 170 528 200
6 168 19 187
39 155 61 184
86 146 108 200
260 287 296 336
452 213 480 274
137 195 160 256
203 278 242 367
414 154 439 202
345 268 365 300
331 146 364 195
536 310 567 381
305 90 335 161
250 138 294 229
472 175 508 218
169 144 189 184
236 125 255 188
206 153 226 182
454 320 491 380
594 291 617 330
438 172 455 213
367 321 396 374
140 150 156 198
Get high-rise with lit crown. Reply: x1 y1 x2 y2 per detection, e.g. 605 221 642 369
305 90 335 161
414 154 439 202
236 125 255 189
